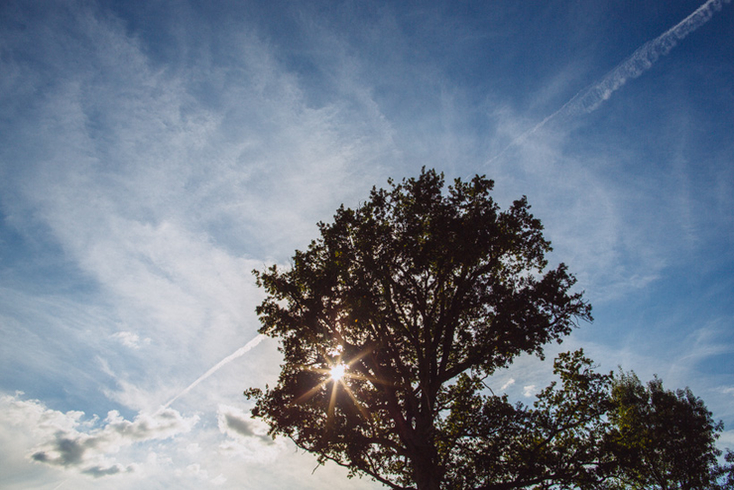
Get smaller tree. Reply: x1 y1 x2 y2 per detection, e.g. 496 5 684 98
605 372 734 490
444 350 615 489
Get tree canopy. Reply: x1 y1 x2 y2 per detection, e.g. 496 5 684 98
245 168 731 490
603 372 733 490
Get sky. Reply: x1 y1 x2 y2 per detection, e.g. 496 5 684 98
1 0 733 488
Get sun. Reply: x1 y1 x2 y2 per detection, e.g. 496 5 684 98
294 347 385 424
330 363 346 381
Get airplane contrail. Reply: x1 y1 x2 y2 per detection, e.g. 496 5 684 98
488 0 731 163
160 334 265 411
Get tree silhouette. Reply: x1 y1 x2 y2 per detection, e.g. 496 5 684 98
603 372 734 490
245 168 730 489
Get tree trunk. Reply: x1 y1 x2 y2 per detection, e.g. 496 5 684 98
412 416 443 490
413 460 442 490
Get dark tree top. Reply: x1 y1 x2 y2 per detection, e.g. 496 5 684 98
604 372 734 490
247 168 594 489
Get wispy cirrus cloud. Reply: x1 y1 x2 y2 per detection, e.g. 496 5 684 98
0 0 393 411
0 6 397 485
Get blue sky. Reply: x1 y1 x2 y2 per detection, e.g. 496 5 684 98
1 0 733 488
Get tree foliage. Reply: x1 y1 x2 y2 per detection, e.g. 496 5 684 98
603 372 734 490
245 168 729 490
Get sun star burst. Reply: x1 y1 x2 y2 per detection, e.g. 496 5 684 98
330 363 346 381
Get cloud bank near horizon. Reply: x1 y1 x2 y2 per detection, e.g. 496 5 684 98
2 393 198 478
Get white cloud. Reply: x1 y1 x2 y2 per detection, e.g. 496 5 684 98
216 404 284 463
102 379 162 415
500 378 516 391
1 393 198 478
182 463 209 480
186 443 202 455
211 473 228 485
111 332 151 350
218 405 270 442
523 385 536 398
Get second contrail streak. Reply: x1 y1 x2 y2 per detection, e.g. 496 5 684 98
161 334 265 410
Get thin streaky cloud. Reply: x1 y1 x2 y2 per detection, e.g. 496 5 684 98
161 335 265 411
561 0 731 117
488 0 731 163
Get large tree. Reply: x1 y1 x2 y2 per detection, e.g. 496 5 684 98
245 168 728 489
247 168 598 489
